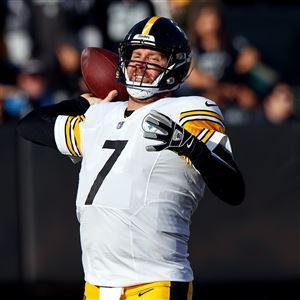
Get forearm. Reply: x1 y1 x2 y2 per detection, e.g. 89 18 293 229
17 96 90 149
187 140 245 205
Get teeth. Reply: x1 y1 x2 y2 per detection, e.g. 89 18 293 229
134 75 143 82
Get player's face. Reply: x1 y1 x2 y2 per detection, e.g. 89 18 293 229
127 48 168 84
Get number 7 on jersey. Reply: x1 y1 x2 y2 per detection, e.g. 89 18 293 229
85 140 128 205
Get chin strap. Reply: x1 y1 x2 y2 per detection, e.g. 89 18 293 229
126 86 155 99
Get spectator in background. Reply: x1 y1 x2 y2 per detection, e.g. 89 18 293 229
48 36 85 103
175 1 277 125
256 83 299 125
4 0 102 72
3 0 32 67
150 0 171 19
3 59 53 122
0 7 20 123
60 0 103 49
167 0 192 28
94 0 156 52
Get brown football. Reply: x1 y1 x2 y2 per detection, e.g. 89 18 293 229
81 47 128 101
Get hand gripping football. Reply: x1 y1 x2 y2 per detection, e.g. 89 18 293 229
81 47 128 101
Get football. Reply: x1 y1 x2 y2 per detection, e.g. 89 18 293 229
81 47 128 101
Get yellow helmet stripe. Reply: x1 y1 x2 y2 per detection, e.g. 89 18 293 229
142 16 160 35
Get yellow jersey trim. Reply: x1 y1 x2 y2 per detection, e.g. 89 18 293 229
65 116 77 156
73 117 82 156
201 129 215 143
180 109 224 122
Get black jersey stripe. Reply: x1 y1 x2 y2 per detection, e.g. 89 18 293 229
179 110 225 128
65 116 77 156
182 117 225 130
201 129 215 144
196 128 206 138
71 117 82 156
181 115 225 129
180 109 224 121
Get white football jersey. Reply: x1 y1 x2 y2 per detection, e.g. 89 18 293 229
54 96 231 287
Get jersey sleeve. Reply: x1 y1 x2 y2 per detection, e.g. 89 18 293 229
179 100 231 153
54 114 86 157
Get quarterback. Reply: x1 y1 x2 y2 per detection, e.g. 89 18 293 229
18 16 245 300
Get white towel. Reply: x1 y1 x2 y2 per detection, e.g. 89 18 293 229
99 287 124 300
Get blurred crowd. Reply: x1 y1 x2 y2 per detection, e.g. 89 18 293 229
0 0 299 125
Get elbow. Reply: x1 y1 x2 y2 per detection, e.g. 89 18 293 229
222 177 246 206
17 117 31 141
208 174 246 206
227 190 245 206
16 113 40 144
17 118 26 139
217 189 245 206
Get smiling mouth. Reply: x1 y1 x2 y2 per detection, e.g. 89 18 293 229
134 75 144 82
132 73 153 84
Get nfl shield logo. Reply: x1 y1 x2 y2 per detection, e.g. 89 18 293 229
116 121 125 129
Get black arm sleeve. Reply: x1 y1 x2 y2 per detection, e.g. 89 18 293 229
187 140 245 206
17 96 90 150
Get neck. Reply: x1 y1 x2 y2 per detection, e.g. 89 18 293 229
127 92 171 111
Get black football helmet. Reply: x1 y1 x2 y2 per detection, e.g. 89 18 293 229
117 16 191 99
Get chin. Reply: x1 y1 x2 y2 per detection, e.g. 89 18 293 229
130 96 157 103
130 92 171 103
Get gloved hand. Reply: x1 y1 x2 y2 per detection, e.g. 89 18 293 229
142 109 199 156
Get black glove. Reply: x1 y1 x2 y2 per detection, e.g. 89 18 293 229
143 109 200 157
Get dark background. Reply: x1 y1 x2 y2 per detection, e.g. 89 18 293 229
225 4 300 87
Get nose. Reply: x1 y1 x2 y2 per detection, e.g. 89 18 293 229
130 60 147 69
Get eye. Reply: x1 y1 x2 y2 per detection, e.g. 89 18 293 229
131 52 141 60
149 56 160 62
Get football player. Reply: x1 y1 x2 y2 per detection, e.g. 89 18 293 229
18 16 245 300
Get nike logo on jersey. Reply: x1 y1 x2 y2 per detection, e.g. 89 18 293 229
138 288 154 297
205 100 218 107
186 138 194 148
